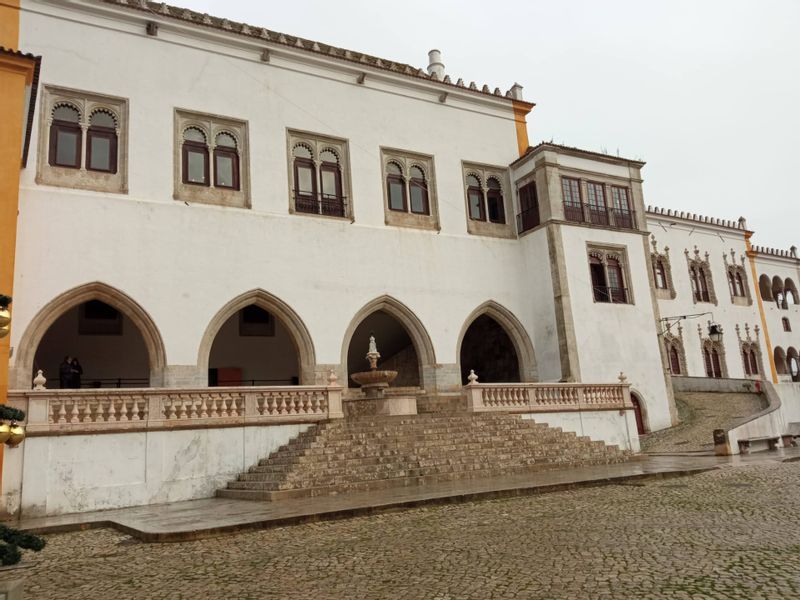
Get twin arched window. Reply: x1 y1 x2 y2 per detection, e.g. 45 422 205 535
292 145 344 216
386 162 429 214
742 348 759 376
704 346 723 378
727 270 745 297
690 266 711 302
466 174 505 224
182 128 239 189
49 104 118 173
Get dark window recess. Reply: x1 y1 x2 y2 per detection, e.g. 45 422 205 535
409 166 429 215
466 175 484 221
486 179 505 224
79 300 122 335
516 182 540 233
669 346 681 374
239 305 275 337
182 128 209 186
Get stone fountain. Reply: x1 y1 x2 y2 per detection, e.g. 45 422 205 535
347 334 418 417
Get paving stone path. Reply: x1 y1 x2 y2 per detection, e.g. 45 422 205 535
640 392 766 453
5 461 800 599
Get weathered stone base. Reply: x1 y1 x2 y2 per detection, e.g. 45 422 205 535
343 394 418 417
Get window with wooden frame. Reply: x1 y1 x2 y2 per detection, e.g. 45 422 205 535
561 177 583 223
722 252 752 306
650 237 676 300
86 110 117 173
610 186 634 229
586 181 608 225
213 132 239 190
182 127 209 186
174 109 249 208
288 130 350 219
49 104 82 169
516 181 540 233
467 174 484 221
588 247 632 304
386 162 407 212
699 324 728 378
461 163 513 238
38 86 128 193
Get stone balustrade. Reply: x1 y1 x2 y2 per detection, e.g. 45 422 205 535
463 381 632 413
7 385 344 435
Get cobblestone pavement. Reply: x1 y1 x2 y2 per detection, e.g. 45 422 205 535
5 462 800 599
641 392 765 453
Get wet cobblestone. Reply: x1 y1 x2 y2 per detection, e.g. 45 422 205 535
5 462 800 599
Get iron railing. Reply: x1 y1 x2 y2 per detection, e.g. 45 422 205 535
563 203 637 230
593 286 629 304
516 208 541 234
294 191 348 218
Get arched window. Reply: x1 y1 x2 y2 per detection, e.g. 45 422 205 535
735 273 745 297
774 347 788 375
691 267 710 302
749 350 759 375
49 104 81 168
607 257 626 303
486 178 505 224
386 162 406 211
759 274 773 301
466 174 484 221
711 348 722 378
743 349 751 376
785 279 799 304
728 272 737 297
786 290 797 305
783 317 791 332
704 348 713 378
409 166 429 214
319 149 342 204
292 144 316 212
669 346 681 375
789 348 800 382
182 127 209 185
776 291 786 309
213 132 239 189
654 260 668 289
87 110 117 173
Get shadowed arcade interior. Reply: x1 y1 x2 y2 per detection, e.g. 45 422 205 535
347 310 420 388
208 305 299 386
460 314 520 384
33 300 149 387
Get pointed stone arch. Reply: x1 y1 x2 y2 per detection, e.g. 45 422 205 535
198 289 317 385
340 295 436 391
11 282 166 389
457 300 538 383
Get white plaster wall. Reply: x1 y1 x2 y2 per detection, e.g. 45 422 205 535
11 4 533 385
6 424 309 517
518 229 562 381
648 218 765 380
559 226 672 430
521 410 640 452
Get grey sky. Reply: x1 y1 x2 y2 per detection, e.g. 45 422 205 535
176 0 799 250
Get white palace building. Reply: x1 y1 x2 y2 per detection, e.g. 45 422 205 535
0 0 798 518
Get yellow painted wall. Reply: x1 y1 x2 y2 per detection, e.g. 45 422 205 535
0 0 25 487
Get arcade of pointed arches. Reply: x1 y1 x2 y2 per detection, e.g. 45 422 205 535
14 285 538 394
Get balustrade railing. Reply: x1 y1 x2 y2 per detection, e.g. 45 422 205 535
463 379 632 413
7 384 344 435
562 203 638 230
294 191 348 218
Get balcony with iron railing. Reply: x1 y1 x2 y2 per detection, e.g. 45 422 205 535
294 191 348 218
593 286 629 304
563 203 637 230
516 207 541 234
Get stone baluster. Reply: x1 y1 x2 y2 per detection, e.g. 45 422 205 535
69 399 80 424
57 399 67 423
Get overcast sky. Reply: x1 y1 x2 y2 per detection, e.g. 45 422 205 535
178 0 799 250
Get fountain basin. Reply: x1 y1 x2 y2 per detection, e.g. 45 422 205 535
350 370 397 388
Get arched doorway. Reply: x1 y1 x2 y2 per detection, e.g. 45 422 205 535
208 305 299 386
457 302 536 385
630 392 647 435
199 290 316 386
341 296 436 391
13 282 166 389
458 315 520 384
346 310 420 388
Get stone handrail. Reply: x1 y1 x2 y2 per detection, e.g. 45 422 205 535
463 382 632 413
6 385 344 435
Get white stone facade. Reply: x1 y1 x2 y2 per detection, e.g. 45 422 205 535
3 0 799 516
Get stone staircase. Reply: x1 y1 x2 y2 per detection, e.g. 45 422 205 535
217 413 629 501
640 391 767 454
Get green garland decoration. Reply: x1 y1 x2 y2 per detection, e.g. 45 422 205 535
0 525 45 566
0 406 25 423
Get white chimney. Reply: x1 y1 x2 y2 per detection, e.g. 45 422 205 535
427 49 445 80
